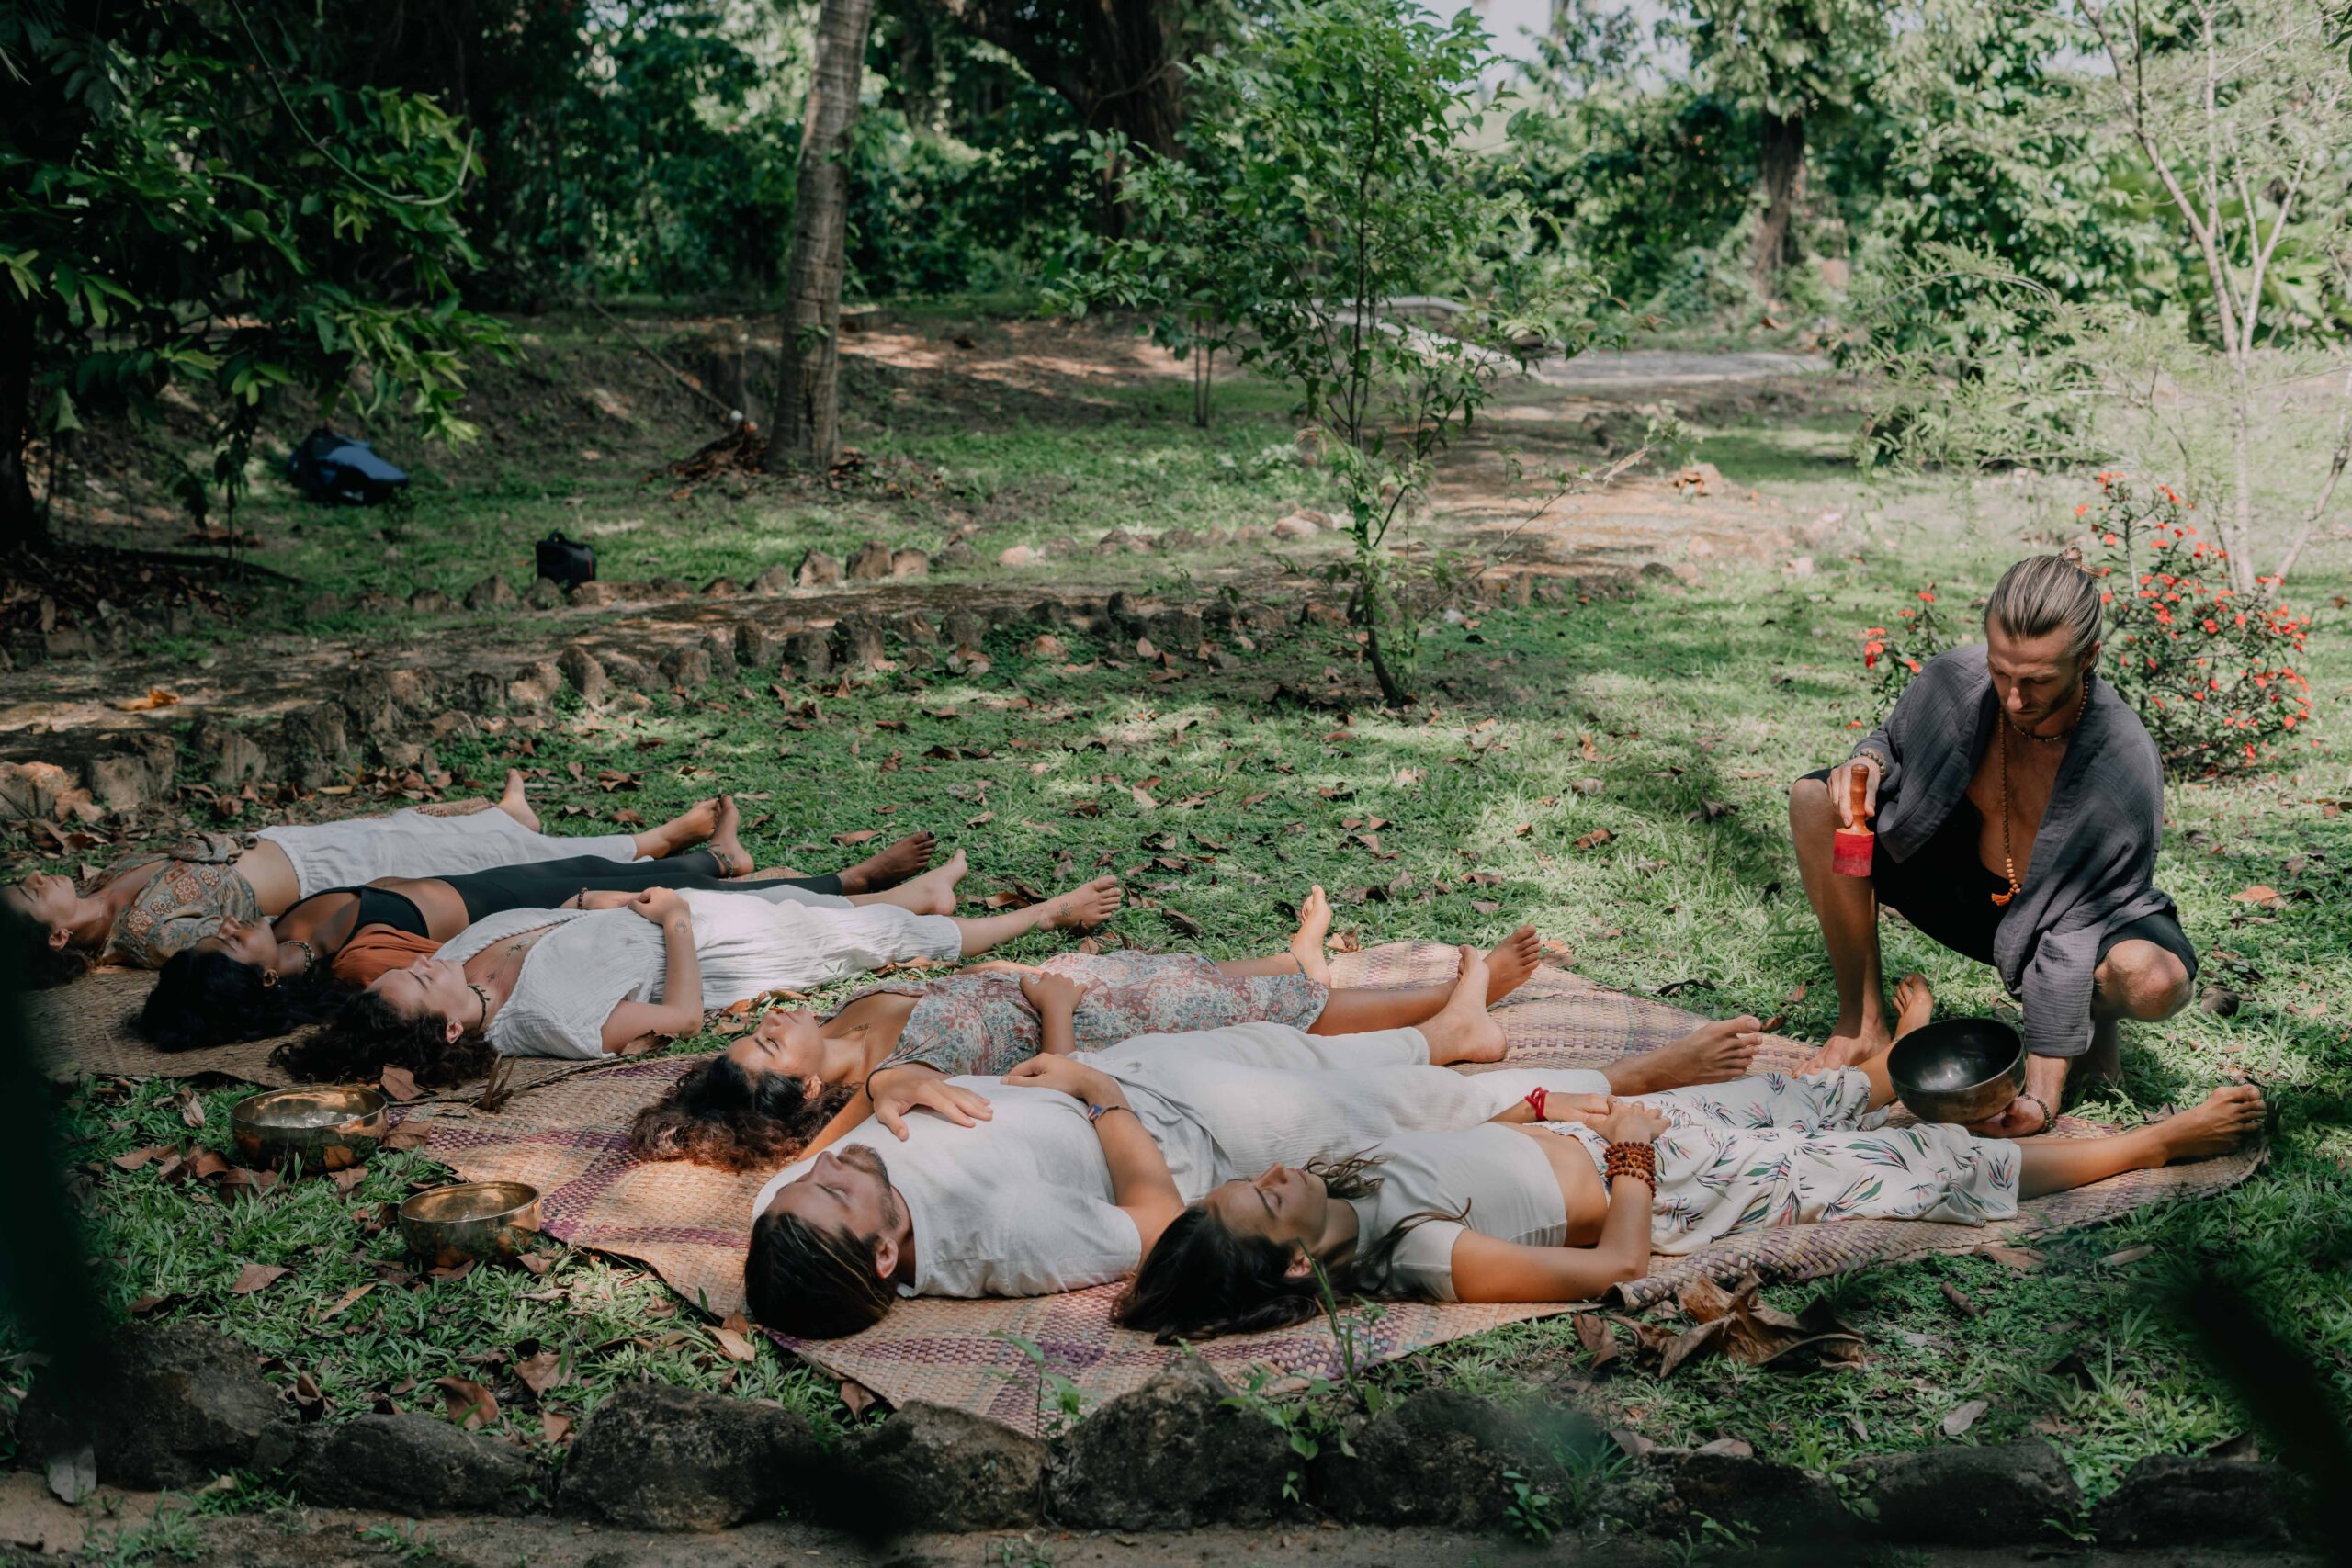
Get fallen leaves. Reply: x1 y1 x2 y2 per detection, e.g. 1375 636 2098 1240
379 1065 422 1103
1631 1272 1865 1378
832 829 878 847
2230 885 2284 909
230 1263 288 1296
434 1377 500 1430
1572 828 1613 852
1940 1399 1990 1438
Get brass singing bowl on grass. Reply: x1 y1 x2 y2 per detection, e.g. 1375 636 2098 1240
1887 1017 2027 1125
399 1181 542 1270
231 1085 389 1172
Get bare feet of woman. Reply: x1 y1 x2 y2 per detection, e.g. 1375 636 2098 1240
633 795 721 861
1801 1010 1894 1076
837 830 937 895
2147 1084 2265 1162
1288 886 1333 984
495 769 542 833
1482 925 1542 1005
1606 1015 1763 1094
706 795 753 877
1417 947 1510 1065
1890 973 1934 1041
1040 875 1123 931
877 850 969 915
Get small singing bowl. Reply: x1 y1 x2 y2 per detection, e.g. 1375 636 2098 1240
231 1085 389 1172
399 1181 542 1270
1888 1017 2028 1124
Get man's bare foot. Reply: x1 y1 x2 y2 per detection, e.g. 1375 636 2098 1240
1417 947 1510 1065
1891 973 1934 1042
2147 1084 2265 1162
495 769 541 833
1606 1016 1763 1095
637 796 720 861
1483 926 1542 1005
1040 875 1123 931
706 795 753 877
1288 886 1333 984
838 831 936 895
877 850 969 915
1800 1012 1893 1076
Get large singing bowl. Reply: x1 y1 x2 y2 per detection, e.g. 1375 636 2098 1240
1887 1017 2027 1125
231 1085 389 1172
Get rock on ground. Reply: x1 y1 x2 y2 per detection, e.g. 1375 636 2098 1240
1317 1389 1573 1530
560 1381 816 1531
1841 1440 2080 1545
17 1322 291 1491
842 1402 1045 1531
289 1413 546 1517
1049 1358 1291 1529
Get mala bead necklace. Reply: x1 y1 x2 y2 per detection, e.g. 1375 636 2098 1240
1993 679 2091 907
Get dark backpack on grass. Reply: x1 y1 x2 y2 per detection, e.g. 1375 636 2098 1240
286 428 409 505
535 531 596 587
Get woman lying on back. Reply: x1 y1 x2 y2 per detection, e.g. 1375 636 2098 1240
1 773 758 985
274 870 1124 1087
1114 976 2267 1340
133 795 942 1052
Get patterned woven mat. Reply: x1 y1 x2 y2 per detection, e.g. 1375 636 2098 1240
417 941 2264 1435
28 965 608 1102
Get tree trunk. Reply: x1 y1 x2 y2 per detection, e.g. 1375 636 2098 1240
763 0 876 474
2226 361 2258 596
1751 111 1807 302
0 290 43 553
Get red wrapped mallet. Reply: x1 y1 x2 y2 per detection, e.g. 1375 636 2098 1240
1832 762 1875 877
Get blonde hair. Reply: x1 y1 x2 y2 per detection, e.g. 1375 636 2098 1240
1985 552 2102 663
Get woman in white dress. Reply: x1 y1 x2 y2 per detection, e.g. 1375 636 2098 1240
273 872 1123 1086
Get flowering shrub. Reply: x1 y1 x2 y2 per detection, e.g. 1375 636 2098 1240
1860 585 1956 705
2084 477 2314 774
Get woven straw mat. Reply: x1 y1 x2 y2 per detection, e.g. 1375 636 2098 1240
415 940 2264 1435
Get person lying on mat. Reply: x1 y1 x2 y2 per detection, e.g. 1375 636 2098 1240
133 804 955 1054
743 946 1768 1337
3 772 930 984
273 870 1125 1087
632 888 1546 1171
1113 983 2262 1341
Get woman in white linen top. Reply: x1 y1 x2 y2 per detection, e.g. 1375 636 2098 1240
277 874 1123 1085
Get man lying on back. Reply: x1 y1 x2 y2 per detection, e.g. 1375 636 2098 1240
745 947 1763 1337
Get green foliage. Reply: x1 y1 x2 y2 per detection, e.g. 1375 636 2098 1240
0 0 507 536
1677 0 1888 124
1054 0 1598 702
1502 1468 1558 1542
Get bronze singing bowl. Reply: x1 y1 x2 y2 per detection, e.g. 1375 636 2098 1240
1887 1017 2027 1124
399 1181 542 1270
231 1086 389 1172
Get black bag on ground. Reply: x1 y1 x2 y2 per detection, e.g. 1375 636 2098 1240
285 428 409 505
535 531 596 587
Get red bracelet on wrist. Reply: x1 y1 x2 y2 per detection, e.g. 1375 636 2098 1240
1525 1087 1548 1121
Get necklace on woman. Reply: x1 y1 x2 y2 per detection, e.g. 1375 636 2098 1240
467 981 493 1031
282 937 317 976
1993 680 2091 907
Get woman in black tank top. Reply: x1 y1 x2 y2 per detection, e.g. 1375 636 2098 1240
130 829 937 1052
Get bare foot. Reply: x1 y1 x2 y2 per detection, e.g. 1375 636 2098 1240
1607 1015 1762 1094
877 850 968 915
1891 973 1934 1041
706 795 752 877
839 830 936 895
1800 1014 1892 1077
1288 886 1333 985
495 769 541 833
1418 946 1509 1065
1483 925 1541 1005
1040 875 1123 931
639 796 721 861
2148 1084 2265 1162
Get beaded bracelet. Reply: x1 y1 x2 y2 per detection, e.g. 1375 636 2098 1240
1524 1087 1548 1121
1603 1140 1657 1190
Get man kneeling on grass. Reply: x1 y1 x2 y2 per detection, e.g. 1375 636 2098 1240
1789 553 2196 1137
744 944 1764 1337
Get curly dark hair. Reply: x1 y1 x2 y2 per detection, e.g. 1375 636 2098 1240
628 1055 860 1173
4 908 92 990
1116 1155 1461 1344
136 950 341 1052
270 987 497 1087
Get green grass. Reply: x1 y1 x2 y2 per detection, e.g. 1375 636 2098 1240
15 327 2352 1517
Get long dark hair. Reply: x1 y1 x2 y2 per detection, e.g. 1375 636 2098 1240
1116 1155 1461 1344
136 950 340 1052
746 1205 897 1338
628 1056 859 1172
4 909 90 990
270 988 496 1087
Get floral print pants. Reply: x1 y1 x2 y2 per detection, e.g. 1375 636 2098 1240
1547 1068 2023 1256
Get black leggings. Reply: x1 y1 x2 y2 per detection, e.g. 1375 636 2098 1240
442 852 842 924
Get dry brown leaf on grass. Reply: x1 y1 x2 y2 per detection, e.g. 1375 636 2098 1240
840 1380 877 1418
435 1378 499 1430
379 1065 422 1103
315 1284 374 1323
174 1087 207 1128
832 829 878 847
1574 1312 1620 1369
710 1313 759 1363
514 1351 566 1394
2231 885 2285 908
230 1263 287 1296
1941 1399 1989 1438
1573 828 1613 852
541 1412 575 1446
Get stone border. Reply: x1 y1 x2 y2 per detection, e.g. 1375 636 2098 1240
0 561 1591 825
15 1324 2313 1548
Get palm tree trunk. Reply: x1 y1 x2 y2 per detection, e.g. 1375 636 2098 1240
1750 111 1806 302
763 0 876 473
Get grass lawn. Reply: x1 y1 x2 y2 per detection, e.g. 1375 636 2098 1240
10 344 2349 1523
